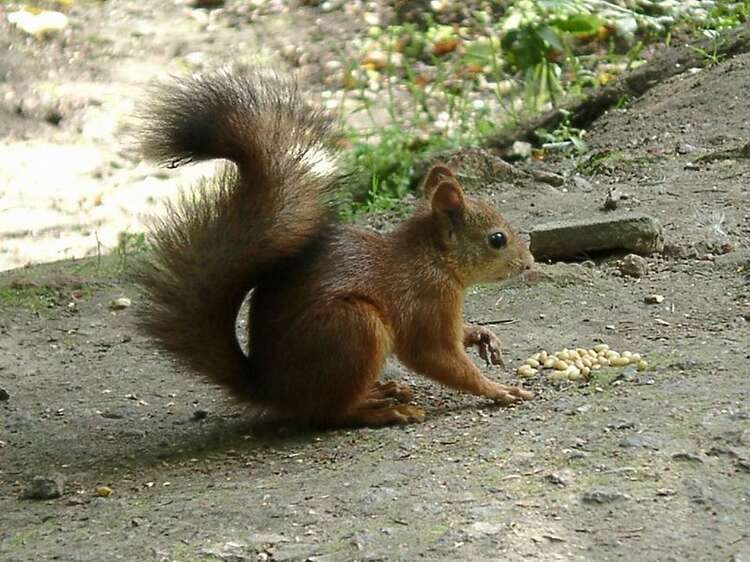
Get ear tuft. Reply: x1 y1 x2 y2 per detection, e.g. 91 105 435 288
422 163 455 198
431 180 465 215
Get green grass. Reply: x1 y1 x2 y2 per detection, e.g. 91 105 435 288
0 285 61 311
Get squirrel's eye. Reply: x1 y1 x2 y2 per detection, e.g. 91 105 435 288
488 232 507 249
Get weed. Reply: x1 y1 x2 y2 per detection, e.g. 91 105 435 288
0 285 60 311
535 109 587 155
114 231 148 269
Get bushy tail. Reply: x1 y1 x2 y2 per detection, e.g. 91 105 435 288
135 69 338 398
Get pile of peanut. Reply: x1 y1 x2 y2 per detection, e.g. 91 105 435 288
516 344 648 382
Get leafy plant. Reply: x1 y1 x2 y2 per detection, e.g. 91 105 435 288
535 109 588 154
114 231 148 268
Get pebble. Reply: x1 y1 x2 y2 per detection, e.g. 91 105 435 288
110 297 132 310
7 10 68 39
510 141 533 159
619 254 649 278
672 452 704 463
644 294 664 304
581 488 627 504
547 470 574 487
23 474 65 500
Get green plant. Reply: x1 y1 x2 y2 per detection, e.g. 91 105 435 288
535 109 587 154
702 1 750 30
114 231 148 267
687 28 724 65
0 285 60 311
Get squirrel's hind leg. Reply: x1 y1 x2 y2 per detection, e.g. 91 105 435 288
255 296 423 427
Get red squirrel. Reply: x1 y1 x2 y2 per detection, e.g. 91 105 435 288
135 70 534 427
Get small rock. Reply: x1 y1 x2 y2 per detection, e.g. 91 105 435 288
566 450 589 460
619 435 661 450
719 429 750 447
95 486 113 497
644 294 664 304
530 169 565 186
192 409 208 421
23 474 65 500
198 541 249 561
510 141 533 160
571 175 593 190
110 297 132 310
683 478 705 504
609 419 636 430
7 10 68 39
189 0 224 7
662 242 692 259
672 452 703 463
619 254 649 278
0 388 9 401
465 521 504 538
603 187 625 211
547 470 573 487
44 108 63 126
272 543 318 562
706 446 739 459
581 488 627 504
361 50 389 70
246 532 287 545
122 429 146 439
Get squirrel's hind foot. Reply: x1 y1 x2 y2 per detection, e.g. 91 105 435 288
338 402 426 427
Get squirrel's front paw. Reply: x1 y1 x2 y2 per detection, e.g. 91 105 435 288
464 325 504 366
487 382 534 405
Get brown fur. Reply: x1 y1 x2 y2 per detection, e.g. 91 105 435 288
135 69 534 428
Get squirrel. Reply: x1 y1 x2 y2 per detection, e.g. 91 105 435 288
135 69 535 428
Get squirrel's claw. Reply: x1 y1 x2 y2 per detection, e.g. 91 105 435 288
465 325 505 367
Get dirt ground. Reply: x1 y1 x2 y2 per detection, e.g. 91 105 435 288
0 0 365 271
2 3 750 562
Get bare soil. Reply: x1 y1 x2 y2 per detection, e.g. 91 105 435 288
1 3 750 562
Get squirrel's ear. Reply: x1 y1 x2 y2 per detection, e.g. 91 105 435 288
431 180 465 217
422 164 455 198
